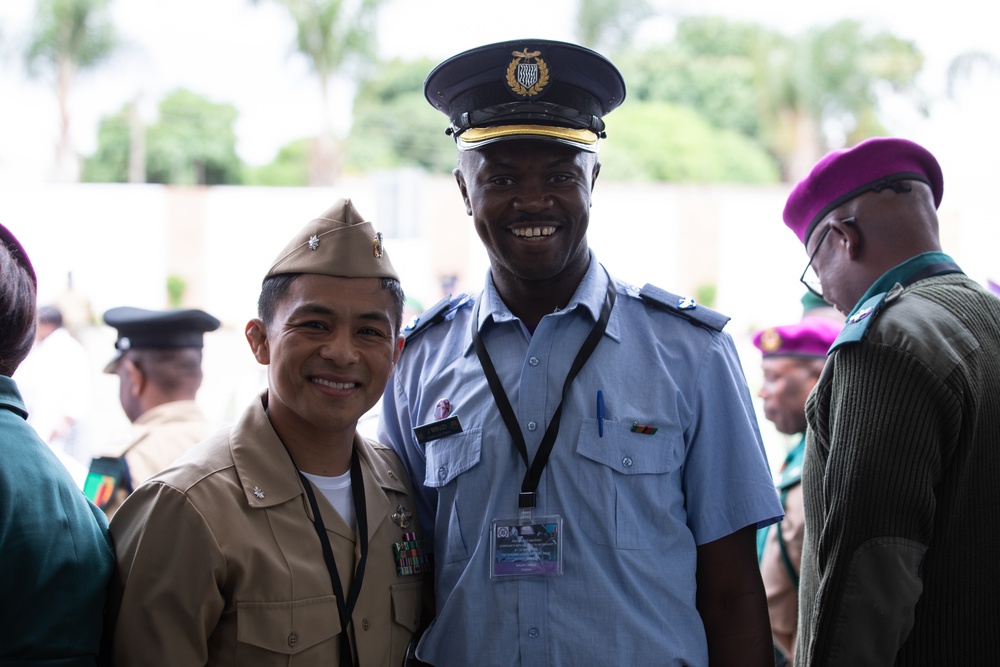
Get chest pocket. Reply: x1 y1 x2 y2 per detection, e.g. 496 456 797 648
237 597 339 664
576 418 684 549
423 428 487 563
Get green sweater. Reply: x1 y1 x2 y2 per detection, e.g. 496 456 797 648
797 269 1000 666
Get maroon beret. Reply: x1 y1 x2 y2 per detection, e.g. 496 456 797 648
783 137 944 244
0 222 36 287
753 316 843 358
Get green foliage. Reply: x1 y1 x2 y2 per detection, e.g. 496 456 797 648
695 283 717 309
83 89 244 185
166 275 186 308
344 57 458 174
23 0 118 77
575 0 652 54
598 101 780 183
81 106 129 181
244 138 312 186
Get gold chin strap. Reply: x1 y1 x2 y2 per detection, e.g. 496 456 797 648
457 124 600 152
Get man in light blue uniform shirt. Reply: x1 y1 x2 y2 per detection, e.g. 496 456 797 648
378 39 783 667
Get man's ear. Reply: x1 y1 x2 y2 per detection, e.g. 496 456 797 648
453 167 473 216
245 319 270 366
392 334 405 368
830 216 862 260
123 358 145 397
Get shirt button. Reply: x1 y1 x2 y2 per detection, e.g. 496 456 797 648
362 619 370 631
527 421 537 431
527 626 540 638
622 456 633 468
529 357 539 367
287 633 298 647
437 466 447 480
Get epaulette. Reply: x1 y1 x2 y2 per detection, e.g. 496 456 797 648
402 294 471 341
828 289 893 353
638 284 730 332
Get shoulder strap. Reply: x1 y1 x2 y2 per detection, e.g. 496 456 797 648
828 290 891 353
638 284 730 332
402 294 469 342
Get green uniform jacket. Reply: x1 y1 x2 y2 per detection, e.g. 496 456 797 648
0 375 114 666
106 391 425 666
797 265 1000 666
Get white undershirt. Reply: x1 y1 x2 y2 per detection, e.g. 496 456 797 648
300 469 356 531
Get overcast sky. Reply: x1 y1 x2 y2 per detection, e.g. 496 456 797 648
1 0 997 183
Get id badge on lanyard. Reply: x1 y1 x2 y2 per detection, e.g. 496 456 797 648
473 279 615 580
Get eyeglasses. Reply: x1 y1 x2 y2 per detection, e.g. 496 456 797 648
799 217 855 299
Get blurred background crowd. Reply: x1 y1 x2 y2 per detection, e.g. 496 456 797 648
2 0 998 479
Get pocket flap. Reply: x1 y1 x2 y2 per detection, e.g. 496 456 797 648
424 428 482 487
577 419 682 474
238 596 339 654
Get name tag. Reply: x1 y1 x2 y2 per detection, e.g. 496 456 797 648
490 516 563 578
413 416 464 444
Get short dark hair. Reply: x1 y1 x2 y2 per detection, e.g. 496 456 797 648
127 347 204 396
257 273 406 335
0 243 37 376
37 305 63 327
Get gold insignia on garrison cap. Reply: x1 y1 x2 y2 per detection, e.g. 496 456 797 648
373 232 384 258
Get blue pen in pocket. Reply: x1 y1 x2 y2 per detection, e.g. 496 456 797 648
597 389 605 437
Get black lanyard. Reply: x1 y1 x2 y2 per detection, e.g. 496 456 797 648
298 448 369 667
471 278 616 511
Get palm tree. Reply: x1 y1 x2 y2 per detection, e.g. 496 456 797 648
253 0 386 185
23 0 118 182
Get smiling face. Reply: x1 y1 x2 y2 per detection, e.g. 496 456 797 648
246 274 404 449
455 140 599 294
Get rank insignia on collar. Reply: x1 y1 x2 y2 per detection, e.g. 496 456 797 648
373 232 384 258
253 486 266 499
506 48 550 98
848 306 874 324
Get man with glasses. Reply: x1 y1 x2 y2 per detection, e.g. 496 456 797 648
783 137 1000 666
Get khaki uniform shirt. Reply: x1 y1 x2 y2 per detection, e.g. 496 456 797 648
107 392 425 666
101 400 218 518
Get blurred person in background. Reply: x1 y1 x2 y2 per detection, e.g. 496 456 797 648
84 306 221 519
753 315 842 666
14 303 95 481
0 223 114 666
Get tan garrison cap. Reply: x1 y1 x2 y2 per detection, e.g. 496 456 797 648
266 198 399 280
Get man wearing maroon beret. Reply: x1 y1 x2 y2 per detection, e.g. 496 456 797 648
753 316 841 666
783 137 1000 666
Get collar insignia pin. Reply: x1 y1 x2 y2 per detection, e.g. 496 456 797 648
253 486 265 499
848 306 874 324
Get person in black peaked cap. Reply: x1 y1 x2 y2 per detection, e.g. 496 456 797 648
378 39 782 667
85 306 221 518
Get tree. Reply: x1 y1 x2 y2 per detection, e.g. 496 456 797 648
23 0 118 182
253 0 387 185
618 16 925 181
575 0 653 54
344 57 457 174
82 89 244 185
597 101 780 183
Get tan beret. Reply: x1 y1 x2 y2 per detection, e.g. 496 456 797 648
265 198 399 281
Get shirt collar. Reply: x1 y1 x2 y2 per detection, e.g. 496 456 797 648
476 250 606 331
848 251 959 319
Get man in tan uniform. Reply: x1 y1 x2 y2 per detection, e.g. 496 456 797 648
84 306 221 518
105 198 428 666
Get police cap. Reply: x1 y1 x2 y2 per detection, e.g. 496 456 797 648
424 39 626 152
103 306 221 373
